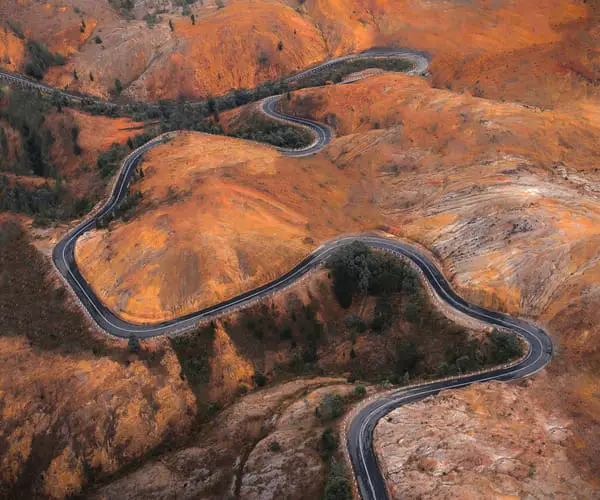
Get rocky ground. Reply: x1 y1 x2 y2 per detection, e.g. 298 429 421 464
375 379 598 499
2 210 497 498
1 0 599 498
2 0 595 103
93 379 362 500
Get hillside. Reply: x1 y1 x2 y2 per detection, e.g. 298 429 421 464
0 87 144 223
74 132 379 323
277 72 600 489
0 0 599 498
76 70 600 490
83 72 600 325
2 211 510 498
2 0 595 104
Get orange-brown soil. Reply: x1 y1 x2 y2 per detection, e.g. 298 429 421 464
376 379 598 498
430 4 600 108
0 91 143 206
36 0 330 101
75 132 380 323
3 0 595 105
0 212 485 498
0 26 26 72
0 1 103 59
2 0 600 497
78 70 600 489
122 1 328 101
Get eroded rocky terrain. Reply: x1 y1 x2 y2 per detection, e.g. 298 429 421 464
93 379 360 499
1 0 599 498
376 379 598 498
2 0 595 103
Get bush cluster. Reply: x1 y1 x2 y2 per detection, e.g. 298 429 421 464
25 40 67 80
231 113 312 149
326 241 419 308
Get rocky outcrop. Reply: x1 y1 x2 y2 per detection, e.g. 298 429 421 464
375 381 597 499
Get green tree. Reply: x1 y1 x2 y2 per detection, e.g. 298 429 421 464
317 392 345 421
71 126 82 155
371 295 393 332
0 128 8 163
128 335 140 353
456 355 471 373
320 427 338 458
207 97 219 122
191 14 196 25
254 371 267 387
490 329 522 364
114 78 123 95
404 299 420 324
51 91 64 112
324 459 351 500
395 338 420 375
436 361 452 377
258 51 269 66
354 385 366 397
268 441 281 452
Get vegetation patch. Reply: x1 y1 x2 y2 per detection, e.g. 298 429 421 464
170 323 216 420
25 40 67 80
326 241 524 383
5 20 25 40
108 0 135 19
1 89 57 177
75 58 410 142
0 217 112 356
293 57 413 88
323 458 352 500
0 88 153 224
0 176 93 225
96 133 151 179
326 240 419 308
229 111 313 149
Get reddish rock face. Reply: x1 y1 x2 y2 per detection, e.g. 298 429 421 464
375 380 597 499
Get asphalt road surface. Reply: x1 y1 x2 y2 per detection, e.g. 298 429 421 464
345 239 552 500
0 47 428 107
4 48 552 499
260 95 333 156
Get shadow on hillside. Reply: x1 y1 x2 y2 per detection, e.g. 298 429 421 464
0 216 156 364
169 323 217 420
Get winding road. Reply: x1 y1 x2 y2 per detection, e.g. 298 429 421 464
3 48 551 499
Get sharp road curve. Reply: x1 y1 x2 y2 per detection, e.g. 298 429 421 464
4 49 552 499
